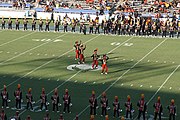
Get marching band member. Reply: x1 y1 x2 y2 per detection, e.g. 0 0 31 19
167 99 176 120
113 96 120 118
91 49 99 69
40 88 48 111
26 88 33 111
89 90 97 115
125 95 133 119
14 84 22 110
153 96 163 120
137 94 147 120
51 88 59 112
1 85 9 109
100 92 108 116
63 89 71 113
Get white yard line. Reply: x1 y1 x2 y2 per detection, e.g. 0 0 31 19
0 33 66 65
0 35 100 91
0 32 35 47
147 65 180 105
74 38 167 120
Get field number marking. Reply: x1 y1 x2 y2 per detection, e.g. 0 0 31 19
32 39 63 42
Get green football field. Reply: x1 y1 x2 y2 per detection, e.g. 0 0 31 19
0 30 180 120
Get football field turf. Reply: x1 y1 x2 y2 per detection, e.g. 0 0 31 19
0 30 180 120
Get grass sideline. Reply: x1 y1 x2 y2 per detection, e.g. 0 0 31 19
0 30 179 120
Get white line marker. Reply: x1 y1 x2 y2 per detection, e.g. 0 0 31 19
169 87 172 90
39 78 41 80
7 52 10 54
164 61 166 63
172 62 175 64
52 54 55 57
123 59 126 61
131 84 133 87
131 59 134 61
0 32 35 47
147 60 150 62
93 82 96 84
103 82 105 84
37 53 40 56
14 52 17 54
29 53 32 55
45 54 48 56
57 79 59 81
74 80 77 83
147 65 180 105
121 83 124 86
84 81 87 83
140 85 143 87
0 51 3 53
150 85 152 88
48 78 50 81
156 61 158 63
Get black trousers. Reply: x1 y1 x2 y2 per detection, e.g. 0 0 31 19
101 107 107 116
40 103 47 110
169 113 175 120
90 106 96 115
95 28 100 34
113 109 119 117
152 30 157 36
80 26 83 33
24 24 27 30
162 31 166 37
137 110 145 120
16 25 19 30
63 103 70 113
8 24 12 29
121 29 125 35
32 25 36 31
27 102 33 110
2 99 8 107
89 27 93 34
72 27 75 32
104 28 108 34
64 26 67 32
39 25 43 31
45 25 49 31
126 110 132 119
154 112 161 120
52 103 58 111
169 31 174 38
55 26 59 31
1 24 5 29
16 99 21 109
177 32 180 38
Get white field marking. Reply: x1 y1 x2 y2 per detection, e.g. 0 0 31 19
7 52 10 54
93 82 96 84
0 32 34 47
148 60 150 62
164 61 166 63
19 70 82 116
74 38 167 119
29 53 32 55
57 79 59 81
131 84 133 87
121 83 124 86
107 36 133 54
102 82 105 84
48 78 50 81
84 81 87 83
52 54 55 57
14 52 17 54
140 85 143 87
147 65 180 105
0 35 100 91
75 80 77 83
123 59 126 61
150 85 152 88
131 59 134 61
37 53 40 56
172 62 175 64
169 87 172 90
0 51 3 53
45 54 48 56
156 61 158 63
39 78 41 80
0 34 66 66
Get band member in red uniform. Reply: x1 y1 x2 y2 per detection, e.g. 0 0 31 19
1 85 9 109
0 109 7 120
26 115 31 120
100 92 108 116
91 49 99 69
153 96 163 120
125 95 133 119
59 114 64 120
26 88 33 111
40 88 48 111
167 99 176 120
51 88 59 112
14 111 21 120
78 44 86 64
75 115 78 120
113 96 120 118
14 84 22 110
100 54 109 74
74 40 81 60
137 94 147 120
89 90 97 115
63 89 71 113
43 113 51 120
